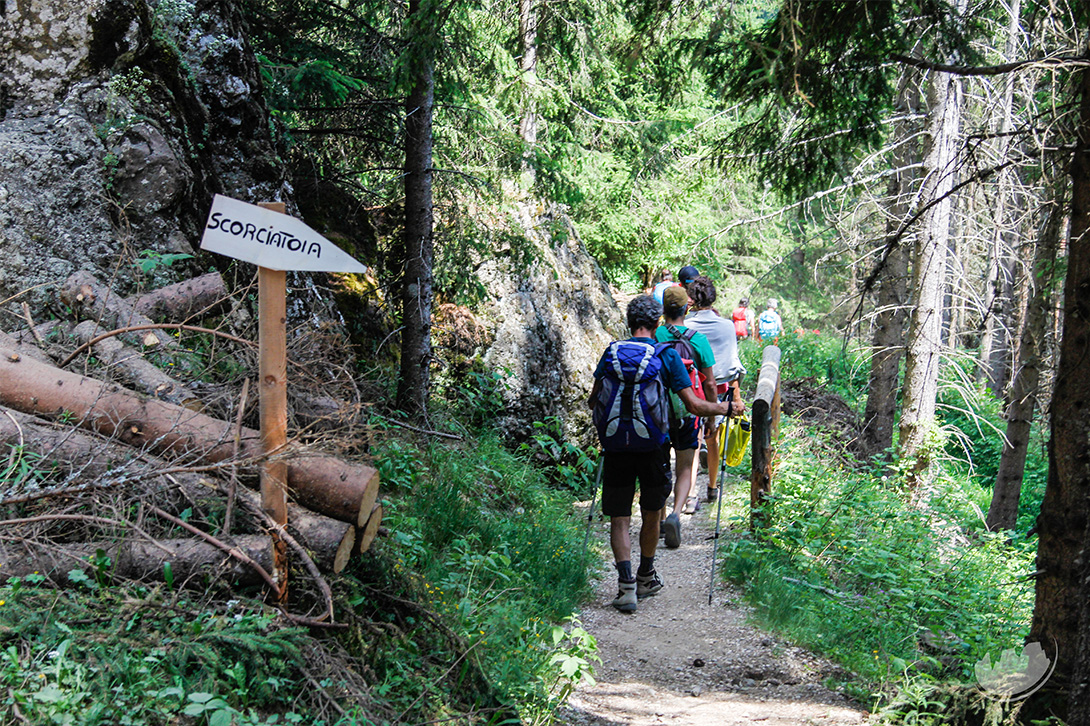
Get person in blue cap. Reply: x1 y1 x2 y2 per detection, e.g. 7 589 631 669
677 265 700 288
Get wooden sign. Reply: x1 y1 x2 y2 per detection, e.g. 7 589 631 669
200 194 367 273
198 195 369 602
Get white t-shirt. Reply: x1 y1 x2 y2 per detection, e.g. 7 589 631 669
684 308 746 383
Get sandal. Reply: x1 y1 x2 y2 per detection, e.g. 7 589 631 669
682 496 701 515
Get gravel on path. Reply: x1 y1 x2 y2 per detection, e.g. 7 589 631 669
559 468 869 725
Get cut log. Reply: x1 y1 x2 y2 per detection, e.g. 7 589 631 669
72 321 201 408
230 486 356 574
0 349 380 526
129 272 228 321
0 533 346 587
3 321 73 363
0 329 56 364
356 502 383 554
59 272 178 351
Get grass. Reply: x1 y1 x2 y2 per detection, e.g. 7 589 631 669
719 417 1037 708
363 427 600 723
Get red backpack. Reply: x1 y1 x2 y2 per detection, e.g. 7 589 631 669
732 307 749 339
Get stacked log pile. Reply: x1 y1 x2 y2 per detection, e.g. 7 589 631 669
0 272 381 615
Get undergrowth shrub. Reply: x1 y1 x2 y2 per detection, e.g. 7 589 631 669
937 380 1049 537
365 430 598 723
0 579 313 725
721 418 1035 706
738 332 867 406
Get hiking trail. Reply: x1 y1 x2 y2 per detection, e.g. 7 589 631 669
559 467 869 726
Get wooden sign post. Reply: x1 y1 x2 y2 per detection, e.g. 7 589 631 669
257 202 290 601
200 195 367 601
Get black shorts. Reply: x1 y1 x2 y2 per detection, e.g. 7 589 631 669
601 449 672 517
668 417 700 450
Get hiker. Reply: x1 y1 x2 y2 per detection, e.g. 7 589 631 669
685 277 746 504
589 295 734 612
652 269 675 303
677 265 700 289
732 298 752 341
757 298 784 345
655 285 718 548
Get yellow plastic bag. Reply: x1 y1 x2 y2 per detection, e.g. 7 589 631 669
724 414 751 467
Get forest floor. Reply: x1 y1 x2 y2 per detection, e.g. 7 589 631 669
558 466 871 726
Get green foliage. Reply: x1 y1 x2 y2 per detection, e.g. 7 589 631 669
695 0 978 196
936 375 1050 536
0 579 312 725
366 431 598 722
720 418 1035 705
522 416 599 495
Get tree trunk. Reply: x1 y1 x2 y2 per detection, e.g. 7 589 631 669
898 66 962 475
518 0 539 181
0 531 351 587
1027 55 1090 720
975 0 1024 397
986 180 1065 532
396 0 436 419
72 321 201 408
129 272 228 321
861 69 920 460
0 349 380 527
59 272 179 351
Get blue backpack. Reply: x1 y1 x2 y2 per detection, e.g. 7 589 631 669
593 341 671 452
758 310 781 340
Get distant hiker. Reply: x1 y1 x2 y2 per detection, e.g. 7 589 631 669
685 277 746 503
732 298 752 341
655 285 718 547
757 298 783 345
589 295 734 612
677 265 700 289
652 270 675 303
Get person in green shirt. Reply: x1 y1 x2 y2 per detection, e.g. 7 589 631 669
655 285 718 548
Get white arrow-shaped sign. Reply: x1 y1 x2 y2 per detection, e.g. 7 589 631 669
200 194 367 273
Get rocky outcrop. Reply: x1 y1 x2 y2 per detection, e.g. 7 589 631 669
0 0 288 314
478 201 625 444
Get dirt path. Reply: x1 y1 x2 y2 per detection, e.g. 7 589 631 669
559 468 869 726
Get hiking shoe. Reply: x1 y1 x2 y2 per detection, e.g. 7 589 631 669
611 581 637 612
699 445 708 471
636 569 664 599
707 487 719 503
663 512 681 549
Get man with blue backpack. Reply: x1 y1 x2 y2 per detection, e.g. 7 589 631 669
589 295 735 612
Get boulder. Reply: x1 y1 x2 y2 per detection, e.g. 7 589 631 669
479 201 625 444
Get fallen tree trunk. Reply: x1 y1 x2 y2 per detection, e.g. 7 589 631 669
0 349 380 526
129 271 228 321
0 406 356 572
0 533 344 587
59 272 178 351
0 328 59 364
72 321 201 408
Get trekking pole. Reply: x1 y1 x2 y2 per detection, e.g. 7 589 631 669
709 421 729 605
581 457 604 564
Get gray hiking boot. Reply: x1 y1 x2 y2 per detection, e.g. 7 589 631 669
663 512 681 549
636 569 664 599
611 581 637 612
